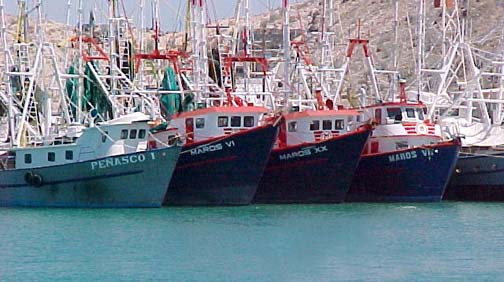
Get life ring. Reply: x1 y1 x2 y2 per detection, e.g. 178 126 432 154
24 172 33 184
31 174 43 187
24 172 43 187
416 123 428 135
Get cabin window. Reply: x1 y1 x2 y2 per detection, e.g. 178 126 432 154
130 129 137 139
288 121 298 132
102 131 108 143
396 141 408 150
65 150 73 160
387 107 402 123
231 116 241 127
48 152 55 162
417 108 425 120
322 120 332 130
24 154 32 164
374 109 382 124
309 120 320 131
387 108 402 119
406 108 416 118
244 116 254 127
168 135 176 146
120 129 128 139
218 116 228 127
138 129 146 139
335 119 344 130
195 118 205 129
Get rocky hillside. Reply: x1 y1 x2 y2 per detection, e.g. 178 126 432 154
3 0 504 89
212 0 504 78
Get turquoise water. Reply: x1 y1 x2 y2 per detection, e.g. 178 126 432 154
1 203 503 281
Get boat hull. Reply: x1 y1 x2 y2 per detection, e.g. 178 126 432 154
254 126 371 204
0 146 181 208
164 124 278 206
347 141 460 202
444 151 504 201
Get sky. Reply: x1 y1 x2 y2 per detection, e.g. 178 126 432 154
4 0 284 32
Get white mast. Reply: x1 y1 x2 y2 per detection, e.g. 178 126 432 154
417 0 424 98
63 0 72 69
137 0 145 88
244 0 250 56
392 0 398 93
282 0 290 106
77 0 84 123
108 0 117 114
0 0 14 145
191 0 208 103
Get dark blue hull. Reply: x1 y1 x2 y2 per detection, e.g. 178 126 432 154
347 141 460 202
254 126 371 204
444 151 504 201
164 124 278 206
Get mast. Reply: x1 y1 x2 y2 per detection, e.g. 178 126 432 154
108 0 117 109
282 0 290 106
153 0 160 53
497 22 504 125
16 0 28 43
244 0 250 56
138 0 145 87
77 0 84 123
35 0 51 137
243 0 251 92
63 0 72 69
417 0 424 99
392 0 398 74
0 0 14 145
191 0 208 102
442 0 447 65
390 0 398 102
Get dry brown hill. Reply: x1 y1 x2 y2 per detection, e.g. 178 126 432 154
3 0 504 86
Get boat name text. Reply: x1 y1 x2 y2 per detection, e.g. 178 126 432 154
91 153 155 170
279 145 328 161
388 149 437 163
190 140 236 156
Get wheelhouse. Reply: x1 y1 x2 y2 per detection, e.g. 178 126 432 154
278 110 361 147
5 113 151 170
164 106 269 145
361 103 443 154
367 102 427 125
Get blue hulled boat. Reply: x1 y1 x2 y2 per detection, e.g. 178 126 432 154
255 109 371 203
444 148 504 201
152 106 278 205
346 100 460 202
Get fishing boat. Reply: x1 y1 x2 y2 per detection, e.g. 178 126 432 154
152 107 277 205
252 0 371 203
414 0 504 201
0 1 182 208
0 113 181 208
346 84 460 202
255 110 371 203
444 145 504 201
144 0 278 206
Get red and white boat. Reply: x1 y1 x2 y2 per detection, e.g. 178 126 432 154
347 83 460 202
253 0 372 203
254 109 371 203
152 106 277 206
